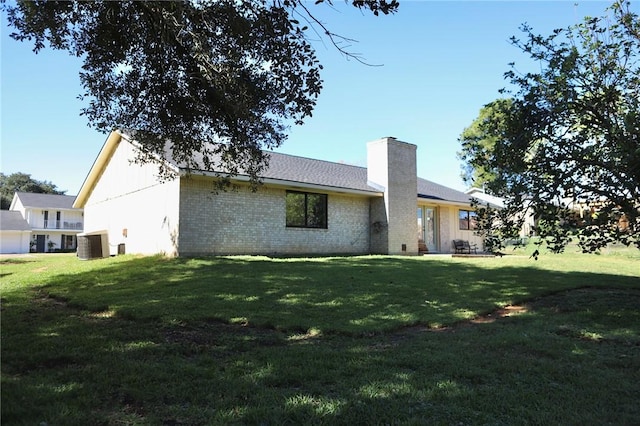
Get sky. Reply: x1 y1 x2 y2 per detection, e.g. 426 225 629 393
0 1 623 196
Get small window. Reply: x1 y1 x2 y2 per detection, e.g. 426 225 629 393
286 191 328 229
459 209 477 230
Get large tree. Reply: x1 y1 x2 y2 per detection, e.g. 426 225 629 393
2 0 398 186
459 1 639 253
457 98 513 190
0 172 66 210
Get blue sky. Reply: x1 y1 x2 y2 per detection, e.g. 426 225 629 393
0 1 620 195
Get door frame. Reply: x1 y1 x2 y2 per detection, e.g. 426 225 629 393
418 206 438 252
35 234 46 253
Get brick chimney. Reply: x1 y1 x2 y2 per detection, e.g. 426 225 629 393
367 137 418 255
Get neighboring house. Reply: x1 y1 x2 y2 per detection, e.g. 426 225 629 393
465 187 535 237
73 131 483 257
465 187 505 208
9 192 84 253
0 210 31 254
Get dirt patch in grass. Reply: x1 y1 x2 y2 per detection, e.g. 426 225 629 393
163 320 288 351
0 257 35 264
32 289 70 308
399 286 640 336
469 305 528 324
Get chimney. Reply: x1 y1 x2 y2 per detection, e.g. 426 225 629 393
367 137 418 255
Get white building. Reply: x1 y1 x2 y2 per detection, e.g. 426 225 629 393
6 192 84 253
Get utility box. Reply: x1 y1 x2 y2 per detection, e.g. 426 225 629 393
77 231 109 260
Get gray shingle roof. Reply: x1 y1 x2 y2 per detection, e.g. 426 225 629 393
0 210 31 231
144 135 472 204
265 154 473 204
14 192 79 210
417 178 473 204
263 152 378 193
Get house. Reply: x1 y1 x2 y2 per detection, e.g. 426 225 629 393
465 187 505 208
465 187 536 238
73 130 483 257
0 210 31 254
8 192 84 253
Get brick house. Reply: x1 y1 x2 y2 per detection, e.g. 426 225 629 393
73 131 482 257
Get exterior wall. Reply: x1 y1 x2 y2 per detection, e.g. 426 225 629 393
369 197 388 254
367 138 418 255
83 139 181 256
9 197 25 215
0 231 30 254
438 205 484 253
11 197 84 231
178 176 371 256
438 206 453 253
23 208 84 231
30 231 77 252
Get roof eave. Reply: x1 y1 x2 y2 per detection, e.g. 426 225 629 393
417 196 473 207
181 169 383 197
73 130 123 208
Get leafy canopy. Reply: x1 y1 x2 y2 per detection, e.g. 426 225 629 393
3 0 398 186
457 98 513 190
0 172 66 210
459 1 639 254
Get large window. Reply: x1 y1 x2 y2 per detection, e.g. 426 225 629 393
286 191 328 228
459 209 477 230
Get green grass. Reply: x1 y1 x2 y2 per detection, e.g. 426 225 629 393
2 249 639 425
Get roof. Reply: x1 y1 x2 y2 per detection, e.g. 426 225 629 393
0 210 31 231
13 192 79 210
465 188 506 208
158 136 473 203
257 152 379 193
263 154 474 205
417 178 473 204
156 136 379 194
75 130 475 207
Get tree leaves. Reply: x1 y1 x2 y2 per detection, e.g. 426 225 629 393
2 0 398 188
0 172 66 210
459 1 639 253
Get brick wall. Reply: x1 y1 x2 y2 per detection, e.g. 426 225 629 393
178 176 371 256
367 137 418 255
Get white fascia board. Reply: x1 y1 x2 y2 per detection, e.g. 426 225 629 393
417 198 474 208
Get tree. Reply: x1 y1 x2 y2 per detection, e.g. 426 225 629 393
0 172 66 209
2 0 398 187
458 98 513 190
459 1 639 254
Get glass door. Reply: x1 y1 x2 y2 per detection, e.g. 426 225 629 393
418 206 438 252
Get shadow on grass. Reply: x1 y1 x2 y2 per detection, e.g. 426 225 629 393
11 255 640 334
2 255 639 424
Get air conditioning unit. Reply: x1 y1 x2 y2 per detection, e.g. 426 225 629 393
77 231 109 260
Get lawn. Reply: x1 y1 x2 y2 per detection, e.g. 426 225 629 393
1 247 639 425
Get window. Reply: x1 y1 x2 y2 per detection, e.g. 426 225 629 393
62 235 75 250
286 191 328 228
459 209 477 230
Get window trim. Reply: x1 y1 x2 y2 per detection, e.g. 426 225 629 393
286 190 328 229
458 209 477 231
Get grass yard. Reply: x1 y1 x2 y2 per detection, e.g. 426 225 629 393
1 247 639 425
